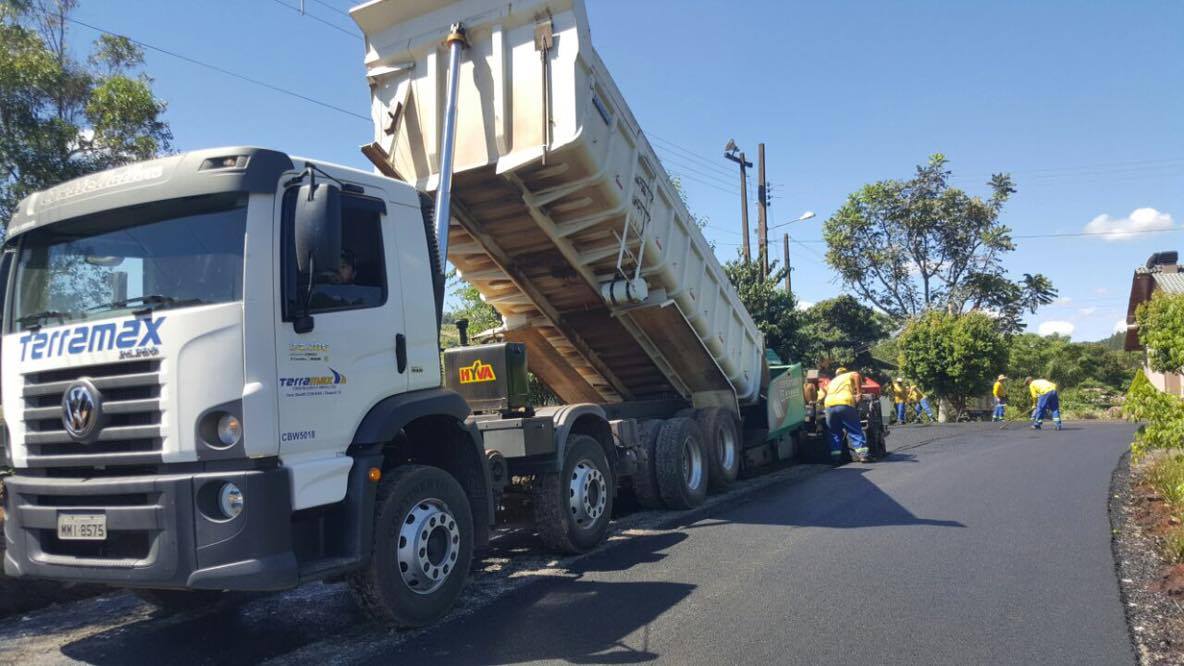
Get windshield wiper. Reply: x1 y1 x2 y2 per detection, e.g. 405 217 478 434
85 294 208 315
16 310 71 331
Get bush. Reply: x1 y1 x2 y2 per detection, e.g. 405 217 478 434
1125 369 1184 457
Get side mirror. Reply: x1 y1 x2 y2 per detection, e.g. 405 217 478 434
291 182 341 334
294 182 342 277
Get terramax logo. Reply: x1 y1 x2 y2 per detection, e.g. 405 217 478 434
18 317 165 361
279 368 347 388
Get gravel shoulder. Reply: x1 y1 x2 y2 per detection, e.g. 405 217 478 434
1111 450 1184 666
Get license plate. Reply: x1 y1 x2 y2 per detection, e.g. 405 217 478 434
57 513 107 541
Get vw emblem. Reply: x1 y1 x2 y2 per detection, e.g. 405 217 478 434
62 380 102 441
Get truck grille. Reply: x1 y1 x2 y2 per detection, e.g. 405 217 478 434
21 360 164 468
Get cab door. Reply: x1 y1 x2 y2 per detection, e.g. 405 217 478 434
274 182 407 458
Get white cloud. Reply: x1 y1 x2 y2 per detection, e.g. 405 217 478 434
795 300 814 311
1114 318 1127 334
1095 287 1110 296
1053 296 1072 306
1078 307 1098 316
1038 320 1075 337
1084 207 1173 241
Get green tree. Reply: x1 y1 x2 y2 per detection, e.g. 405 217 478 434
1136 292 1184 374
1 0 172 225
823 154 1055 332
723 256 804 363
441 272 501 348
799 295 892 374
898 310 1008 415
1005 332 1140 392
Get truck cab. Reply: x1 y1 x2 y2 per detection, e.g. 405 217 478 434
1 148 491 623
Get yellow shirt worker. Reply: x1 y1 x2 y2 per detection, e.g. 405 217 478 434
823 368 869 462
992 374 1007 422
1025 377 1061 431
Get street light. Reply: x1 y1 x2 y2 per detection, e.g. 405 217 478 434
770 211 815 230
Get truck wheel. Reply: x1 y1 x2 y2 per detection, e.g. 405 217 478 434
348 465 473 627
695 408 741 492
133 589 232 613
631 420 664 509
655 417 709 509
531 435 614 554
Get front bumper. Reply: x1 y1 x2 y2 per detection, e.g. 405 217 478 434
2 465 298 591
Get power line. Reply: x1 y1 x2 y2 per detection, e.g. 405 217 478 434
647 133 736 179
266 0 361 40
655 151 747 193
666 169 741 197
64 17 370 122
951 157 1184 180
308 0 351 18
788 226 1181 244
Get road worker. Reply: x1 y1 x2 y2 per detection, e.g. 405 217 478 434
823 366 869 463
909 384 936 423
891 377 908 424
992 374 1008 422
1025 377 1062 431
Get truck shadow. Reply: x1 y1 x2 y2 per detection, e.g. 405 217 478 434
675 464 965 531
365 577 693 664
54 531 691 665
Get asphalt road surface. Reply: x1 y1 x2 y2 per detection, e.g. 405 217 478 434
0 422 1137 665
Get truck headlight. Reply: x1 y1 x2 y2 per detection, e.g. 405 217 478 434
217 414 242 447
218 482 244 519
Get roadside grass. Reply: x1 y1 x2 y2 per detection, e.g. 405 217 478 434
1145 452 1184 563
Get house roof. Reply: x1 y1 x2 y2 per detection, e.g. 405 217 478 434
1125 252 1182 351
1152 271 1184 294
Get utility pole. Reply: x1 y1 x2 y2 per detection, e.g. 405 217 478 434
723 141 753 262
783 233 791 293
757 143 769 275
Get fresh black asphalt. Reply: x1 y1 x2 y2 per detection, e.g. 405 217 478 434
378 422 1137 665
0 422 1137 665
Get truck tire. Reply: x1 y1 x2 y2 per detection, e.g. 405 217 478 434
694 408 741 492
631 420 664 509
655 417 709 509
133 589 232 613
531 435 614 554
348 465 473 627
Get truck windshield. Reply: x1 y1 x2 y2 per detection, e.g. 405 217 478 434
8 193 248 332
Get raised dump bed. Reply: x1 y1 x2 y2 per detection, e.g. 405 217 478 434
352 0 764 408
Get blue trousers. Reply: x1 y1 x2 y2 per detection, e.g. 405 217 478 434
1033 391 1061 428
895 402 906 423
915 399 934 421
993 398 1006 421
826 405 867 454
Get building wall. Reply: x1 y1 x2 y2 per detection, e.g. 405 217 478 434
1144 365 1184 397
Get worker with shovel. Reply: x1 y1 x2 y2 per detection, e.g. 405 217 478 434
909 384 936 423
1026 377 1062 431
824 367 870 463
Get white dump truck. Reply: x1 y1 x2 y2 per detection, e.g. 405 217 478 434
0 0 874 627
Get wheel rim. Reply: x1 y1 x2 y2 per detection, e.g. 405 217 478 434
397 498 461 595
568 459 608 528
683 436 704 490
717 423 737 471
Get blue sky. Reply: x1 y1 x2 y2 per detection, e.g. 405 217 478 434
72 0 1183 341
